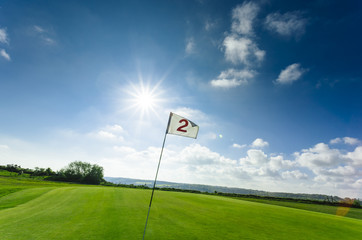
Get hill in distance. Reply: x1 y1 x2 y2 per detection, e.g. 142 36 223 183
104 177 342 201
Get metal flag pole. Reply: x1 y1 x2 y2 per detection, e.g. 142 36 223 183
142 131 167 240
142 112 198 239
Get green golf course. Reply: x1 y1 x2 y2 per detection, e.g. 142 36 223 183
0 174 361 239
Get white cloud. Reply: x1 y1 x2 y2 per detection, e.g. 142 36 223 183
330 137 360 145
265 11 307 38
185 38 195 55
346 146 362 167
0 144 10 150
169 107 209 126
231 2 259 35
240 149 268 165
210 68 255 88
0 49 10 61
223 35 265 65
275 63 307 84
269 155 296 171
43 37 56 45
213 2 264 91
251 138 269 148
343 137 360 145
158 144 242 185
295 143 348 168
288 139 362 197
239 149 284 179
352 179 362 189
210 78 243 89
87 124 125 142
318 165 357 177
232 143 247 149
0 28 8 44
33 25 45 33
99 146 166 180
177 144 237 166
330 137 342 144
96 130 117 140
106 124 124 133
282 170 308 180
32 25 56 45
112 146 137 154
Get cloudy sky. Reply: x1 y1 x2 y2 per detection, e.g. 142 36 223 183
1 0 361 198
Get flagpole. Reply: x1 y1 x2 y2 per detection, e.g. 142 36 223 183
142 131 167 240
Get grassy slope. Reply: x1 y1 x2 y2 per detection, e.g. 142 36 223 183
152 191 362 240
0 171 86 209
237 197 362 220
0 177 361 240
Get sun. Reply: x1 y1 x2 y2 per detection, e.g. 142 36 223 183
135 89 156 111
125 80 163 118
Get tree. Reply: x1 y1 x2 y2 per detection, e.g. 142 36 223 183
58 161 104 184
353 199 361 208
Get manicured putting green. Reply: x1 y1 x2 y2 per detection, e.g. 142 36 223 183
0 187 361 239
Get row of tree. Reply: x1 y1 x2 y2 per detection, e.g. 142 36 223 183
212 191 361 208
0 161 104 184
0 164 56 176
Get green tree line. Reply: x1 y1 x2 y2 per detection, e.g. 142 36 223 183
0 161 104 185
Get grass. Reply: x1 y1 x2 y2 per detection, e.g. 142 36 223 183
237 197 362 220
0 170 86 210
0 170 82 198
0 172 361 239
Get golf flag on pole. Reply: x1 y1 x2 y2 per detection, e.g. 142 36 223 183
143 112 199 240
166 112 199 139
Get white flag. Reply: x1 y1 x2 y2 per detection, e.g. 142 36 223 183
166 112 199 139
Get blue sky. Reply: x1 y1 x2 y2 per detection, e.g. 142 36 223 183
1 0 362 198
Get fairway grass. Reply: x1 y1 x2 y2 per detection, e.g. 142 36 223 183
0 186 361 240
237 197 362 220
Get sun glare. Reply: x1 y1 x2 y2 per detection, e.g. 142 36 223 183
136 91 155 110
125 80 164 119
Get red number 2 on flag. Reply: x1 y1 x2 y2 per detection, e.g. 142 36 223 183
177 119 188 132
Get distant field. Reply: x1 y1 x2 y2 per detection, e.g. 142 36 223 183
237 197 362 220
0 174 361 239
